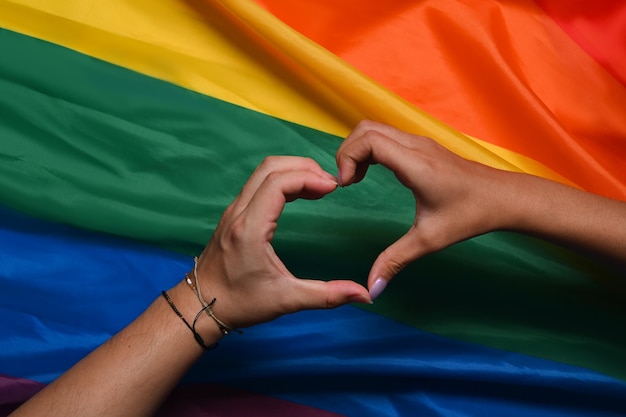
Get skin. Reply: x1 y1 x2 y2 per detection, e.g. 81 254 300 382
336 120 626 298
10 156 371 417
11 121 626 415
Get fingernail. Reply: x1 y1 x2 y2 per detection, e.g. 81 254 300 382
369 277 387 300
348 294 373 304
323 170 338 182
324 178 339 188
336 169 343 187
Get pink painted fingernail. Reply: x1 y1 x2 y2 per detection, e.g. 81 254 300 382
369 277 387 300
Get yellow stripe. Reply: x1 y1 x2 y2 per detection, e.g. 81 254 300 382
1 0 577 186
1 0 353 134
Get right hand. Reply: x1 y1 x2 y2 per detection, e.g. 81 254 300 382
336 120 514 298
193 156 371 332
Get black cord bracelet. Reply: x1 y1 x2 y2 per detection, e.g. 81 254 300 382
161 290 216 350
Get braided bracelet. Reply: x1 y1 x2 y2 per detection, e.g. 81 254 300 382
161 290 216 350
186 257 243 336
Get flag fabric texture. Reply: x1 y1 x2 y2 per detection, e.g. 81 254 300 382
1 1 626 416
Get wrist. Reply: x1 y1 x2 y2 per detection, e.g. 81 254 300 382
166 282 224 350
191 256 243 334
464 163 522 234
492 171 579 235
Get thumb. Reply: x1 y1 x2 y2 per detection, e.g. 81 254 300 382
289 279 372 312
368 230 425 300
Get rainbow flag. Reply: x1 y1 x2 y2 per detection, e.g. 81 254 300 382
1 1 626 415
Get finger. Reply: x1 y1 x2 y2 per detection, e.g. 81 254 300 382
285 278 372 312
337 120 441 187
232 156 336 216
366 228 429 300
344 120 422 150
243 170 339 236
336 128 413 188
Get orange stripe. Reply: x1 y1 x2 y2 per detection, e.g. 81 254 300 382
255 0 626 201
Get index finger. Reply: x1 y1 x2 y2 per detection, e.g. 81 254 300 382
336 125 413 187
242 170 339 240
231 156 336 217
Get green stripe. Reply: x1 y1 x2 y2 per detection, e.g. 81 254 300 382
1 28 625 380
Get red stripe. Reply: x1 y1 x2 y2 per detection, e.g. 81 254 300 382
535 0 626 87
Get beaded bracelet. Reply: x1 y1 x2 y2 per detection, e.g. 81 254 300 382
186 257 243 336
161 290 216 350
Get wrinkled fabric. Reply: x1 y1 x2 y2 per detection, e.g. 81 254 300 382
1 0 625 416
1 206 625 416
258 0 626 200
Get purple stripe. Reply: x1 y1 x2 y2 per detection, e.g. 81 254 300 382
158 384 345 417
0 374 44 416
0 375 344 417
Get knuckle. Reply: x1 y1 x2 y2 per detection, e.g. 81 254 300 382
360 130 388 151
260 155 281 170
385 256 409 276
221 202 236 219
378 244 414 276
325 293 340 309
263 170 283 186
222 216 247 248
413 155 436 178
356 119 378 131
413 226 444 255
301 156 318 170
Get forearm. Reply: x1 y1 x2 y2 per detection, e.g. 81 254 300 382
11 156 368 416
10 283 221 417
498 171 626 264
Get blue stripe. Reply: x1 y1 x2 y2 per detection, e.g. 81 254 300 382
0 205 190 381
1 205 626 417
195 308 626 417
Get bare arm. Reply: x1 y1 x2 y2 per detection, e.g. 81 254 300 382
335 120 626 298
493 169 626 263
11 156 370 417
10 285 219 417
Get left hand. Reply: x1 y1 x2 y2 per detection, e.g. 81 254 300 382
194 156 371 331
335 120 511 296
